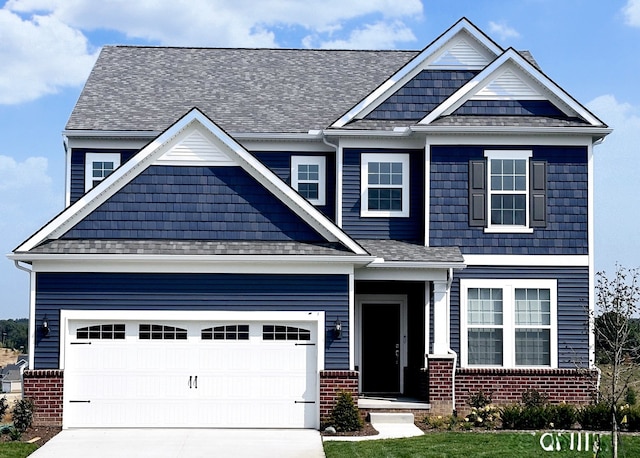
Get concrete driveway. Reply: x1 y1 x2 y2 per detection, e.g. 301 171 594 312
29 429 325 458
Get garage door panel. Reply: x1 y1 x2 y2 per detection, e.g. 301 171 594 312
64 318 318 429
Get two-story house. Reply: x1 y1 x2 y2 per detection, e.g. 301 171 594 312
11 18 609 429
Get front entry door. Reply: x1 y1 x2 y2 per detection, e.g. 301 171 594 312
361 303 401 393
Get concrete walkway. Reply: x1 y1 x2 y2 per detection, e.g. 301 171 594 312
30 429 325 458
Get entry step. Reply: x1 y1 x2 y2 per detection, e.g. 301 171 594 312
369 412 415 424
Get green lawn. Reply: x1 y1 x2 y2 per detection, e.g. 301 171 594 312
323 432 640 458
0 443 38 458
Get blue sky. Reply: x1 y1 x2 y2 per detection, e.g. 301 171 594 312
1 0 639 318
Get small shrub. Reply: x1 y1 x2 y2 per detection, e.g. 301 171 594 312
12 399 34 433
424 415 448 430
547 403 576 429
328 391 362 432
7 426 22 441
626 387 637 406
500 404 522 429
0 396 8 421
521 389 548 409
577 403 613 431
466 389 493 409
465 405 501 429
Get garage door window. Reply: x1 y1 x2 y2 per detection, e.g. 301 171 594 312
77 324 126 340
263 325 311 341
202 325 249 340
139 324 187 340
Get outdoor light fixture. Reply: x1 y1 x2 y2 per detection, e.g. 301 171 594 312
334 318 342 340
41 316 50 337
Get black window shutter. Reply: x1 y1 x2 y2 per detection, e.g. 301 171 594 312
468 160 487 227
530 161 547 227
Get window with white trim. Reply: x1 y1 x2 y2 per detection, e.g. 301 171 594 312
85 152 121 192
291 156 326 205
460 279 557 368
361 153 409 217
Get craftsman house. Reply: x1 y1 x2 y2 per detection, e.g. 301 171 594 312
11 18 609 428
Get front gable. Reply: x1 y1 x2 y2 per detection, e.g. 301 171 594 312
15 109 366 255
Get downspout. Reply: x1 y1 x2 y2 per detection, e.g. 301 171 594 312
14 260 31 274
446 267 458 414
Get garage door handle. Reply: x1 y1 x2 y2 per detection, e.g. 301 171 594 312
189 375 192 388
295 401 315 404
194 376 197 389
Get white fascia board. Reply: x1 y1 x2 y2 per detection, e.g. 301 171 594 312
16 109 367 256
23 256 375 274
420 49 606 127
366 260 466 269
331 18 503 129
463 254 589 267
355 267 448 282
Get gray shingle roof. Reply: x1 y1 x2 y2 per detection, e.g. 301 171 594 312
357 239 464 264
28 239 358 256
430 115 591 128
66 47 418 133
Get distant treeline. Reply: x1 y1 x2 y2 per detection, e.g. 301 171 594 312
0 319 28 352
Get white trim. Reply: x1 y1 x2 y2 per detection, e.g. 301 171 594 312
331 18 503 128
588 141 595 366
15 109 367 256
360 153 410 217
84 152 121 192
424 139 431 246
420 49 605 127
291 156 326 206
424 282 431 366
336 142 344 227
348 272 355 370
484 150 532 232
28 271 36 370
355 267 448 282
459 278 558 369
355 295 408 393
462 255 589 267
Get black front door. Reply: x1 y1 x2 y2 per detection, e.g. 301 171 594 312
361 303 400 393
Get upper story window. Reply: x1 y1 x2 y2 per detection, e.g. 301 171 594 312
85 152 121 192
469 150 546 233
361 153 409 217
460 279 557 368
291 156 326 205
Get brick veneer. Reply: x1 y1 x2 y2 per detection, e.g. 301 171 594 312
319 370 359 422
455 368 598 415
426 357 598 416
22 370 64 426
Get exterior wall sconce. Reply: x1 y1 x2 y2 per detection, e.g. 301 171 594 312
334 318 342 340
41 316 50 337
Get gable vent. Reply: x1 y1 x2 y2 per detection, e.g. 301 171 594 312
473 69 543 99
155 130 235 166
431 38 492 69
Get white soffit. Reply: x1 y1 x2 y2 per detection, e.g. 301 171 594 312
331 18 502 127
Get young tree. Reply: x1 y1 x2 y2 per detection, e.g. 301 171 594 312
595 265 640 457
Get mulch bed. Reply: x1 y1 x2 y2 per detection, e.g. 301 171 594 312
0 425 62 446
321 421 379 437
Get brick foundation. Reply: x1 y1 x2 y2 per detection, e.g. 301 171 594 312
319 370 359 423
426 356 455 415
22 370 64 427
455 368 598 415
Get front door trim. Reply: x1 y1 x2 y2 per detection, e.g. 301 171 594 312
355 295 407 393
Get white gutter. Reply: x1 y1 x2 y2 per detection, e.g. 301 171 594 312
366 260 466 269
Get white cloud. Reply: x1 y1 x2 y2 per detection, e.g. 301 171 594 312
307 20 417 50
623 0 640 27
0 8 98 104
488 21 520 42
587 95 640 271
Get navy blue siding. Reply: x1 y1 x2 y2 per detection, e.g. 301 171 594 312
34 273 349 370
453 100 567 117
366 70 479 120
70 149 138 204
430 145 588 255
63 165 324 241
253 151 336 221
342 148 424 241
450 266 590 368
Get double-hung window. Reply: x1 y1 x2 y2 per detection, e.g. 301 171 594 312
361 153 409 217
291 156 325 205
85 152 121 192
461 279 557 368
469 150 546 232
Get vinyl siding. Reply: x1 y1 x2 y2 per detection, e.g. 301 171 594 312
430 145 588 255
450 266 590 368
62 165 324 241
342 148 424 241
34 272 349 370
70 149 138 204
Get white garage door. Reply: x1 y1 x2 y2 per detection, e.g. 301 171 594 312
63 317 318 428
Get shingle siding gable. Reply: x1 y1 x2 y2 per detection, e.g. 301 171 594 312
62 165 325 242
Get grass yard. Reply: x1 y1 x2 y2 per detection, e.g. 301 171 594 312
323 432 640 458
0 443 38 458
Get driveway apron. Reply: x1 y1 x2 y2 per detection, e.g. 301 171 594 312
29 429 325 458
